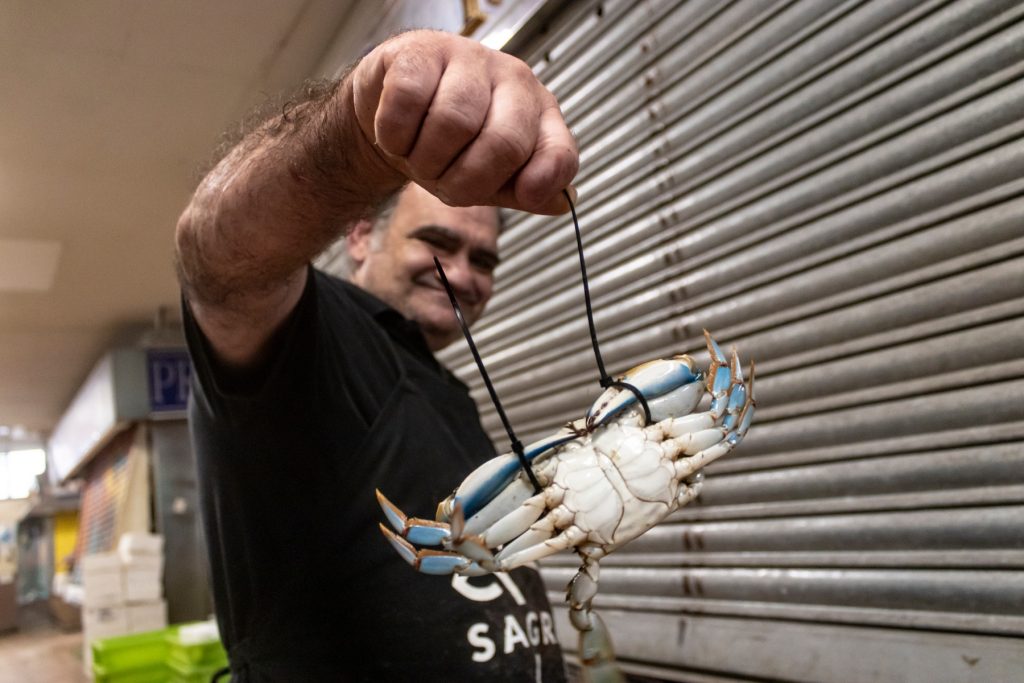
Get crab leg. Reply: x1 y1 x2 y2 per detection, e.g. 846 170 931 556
675 472 704 508
651 355 747 443
671 369 755 478
568 556 626 683
473 488 561 548
377 490 453 545
374 331 754 683
586 357 702 429
495 523 590 568
378 525 486 575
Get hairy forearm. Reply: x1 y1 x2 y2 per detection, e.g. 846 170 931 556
175 76 403 312
174 30 577 367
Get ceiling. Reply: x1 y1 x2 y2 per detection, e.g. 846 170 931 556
0 0 357 444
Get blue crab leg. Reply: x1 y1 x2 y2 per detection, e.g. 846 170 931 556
664 427 731 457
676 473 704 507
705 330 733 418
672 363 755 478
471 490 554 548
376 497 497 575
378 524 486 575
578 612 625 683
586 358 702 430
654 411 718 438
651 348 745 440
728 371 756 445
722 349 747 431
449 425 580 523
376 490 452 546
489 498 599 569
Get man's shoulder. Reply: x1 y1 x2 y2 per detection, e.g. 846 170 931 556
310 268 356 301
310 268 387 319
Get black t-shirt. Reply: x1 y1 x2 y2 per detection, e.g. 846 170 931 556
183 269 567 682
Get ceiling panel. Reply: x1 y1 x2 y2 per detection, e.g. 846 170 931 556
0 0 357 438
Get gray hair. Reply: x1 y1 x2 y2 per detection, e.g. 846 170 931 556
317 189 504 279
318 192 400 279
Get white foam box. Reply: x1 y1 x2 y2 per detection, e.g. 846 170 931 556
123 576 162 603
117 533 164 562
81 553 124 607
83 604 129 639
81 552 120 579
83 604 131 676
127 600 167 632
122 554 163 574
123 555 163 602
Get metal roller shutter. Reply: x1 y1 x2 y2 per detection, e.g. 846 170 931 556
430 1 1024 680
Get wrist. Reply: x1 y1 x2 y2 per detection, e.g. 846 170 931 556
333 74 407 208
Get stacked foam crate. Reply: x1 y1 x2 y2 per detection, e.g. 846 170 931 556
119 533 166 633
81 533 167 677
81 551 128 676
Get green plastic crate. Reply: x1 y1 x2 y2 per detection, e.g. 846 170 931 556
92 662 168 683
92 628 171 674
167 656 231 683
165 624 228 667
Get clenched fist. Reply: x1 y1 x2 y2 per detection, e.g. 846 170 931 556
351 31 579 215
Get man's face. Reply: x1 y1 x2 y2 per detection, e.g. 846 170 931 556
349 185 500 351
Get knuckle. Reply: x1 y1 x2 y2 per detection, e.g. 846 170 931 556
435 105 482 142
387 74 432 110
435 180 474 206
502 54 535 80
483 124 532 170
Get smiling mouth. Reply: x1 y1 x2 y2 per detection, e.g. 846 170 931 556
420 279 477 307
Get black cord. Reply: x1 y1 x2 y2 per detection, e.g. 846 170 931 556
433 257 542 494
564 190 652 424
566 191 608 383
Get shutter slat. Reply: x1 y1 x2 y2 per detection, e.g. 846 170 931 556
338 1 1024 677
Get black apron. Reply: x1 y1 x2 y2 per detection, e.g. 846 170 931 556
220 299 567 682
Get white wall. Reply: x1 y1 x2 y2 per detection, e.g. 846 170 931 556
312 0 552 78
0 499 31 582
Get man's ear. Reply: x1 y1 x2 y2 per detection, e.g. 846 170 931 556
346 220 374 268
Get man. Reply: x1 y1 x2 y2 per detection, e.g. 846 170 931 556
344 184 500 352
176 30 578 681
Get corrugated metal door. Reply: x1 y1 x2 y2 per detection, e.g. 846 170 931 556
435 1 1024 680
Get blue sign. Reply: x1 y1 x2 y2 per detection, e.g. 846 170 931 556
147 349 192 412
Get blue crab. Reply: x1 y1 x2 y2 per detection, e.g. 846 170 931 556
376 330 754 676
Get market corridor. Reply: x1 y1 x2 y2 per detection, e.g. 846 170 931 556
0 603 87 683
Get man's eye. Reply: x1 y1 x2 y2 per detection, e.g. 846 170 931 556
418 236 455 252
472 258 498 273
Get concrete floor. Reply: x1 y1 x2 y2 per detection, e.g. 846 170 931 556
0 603 89 683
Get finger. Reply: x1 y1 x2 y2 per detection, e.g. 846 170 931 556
374 47 445 157
405 58 491 181
351 53 386 145
508 103 579 212
492 180 578 215
434 77 541 205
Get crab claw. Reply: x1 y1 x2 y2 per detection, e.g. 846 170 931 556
378 525 480 575
376 489 452 546
586 355 704 430
377 495 494 576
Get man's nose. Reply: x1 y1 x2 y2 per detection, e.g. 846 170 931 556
436 255 476 299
